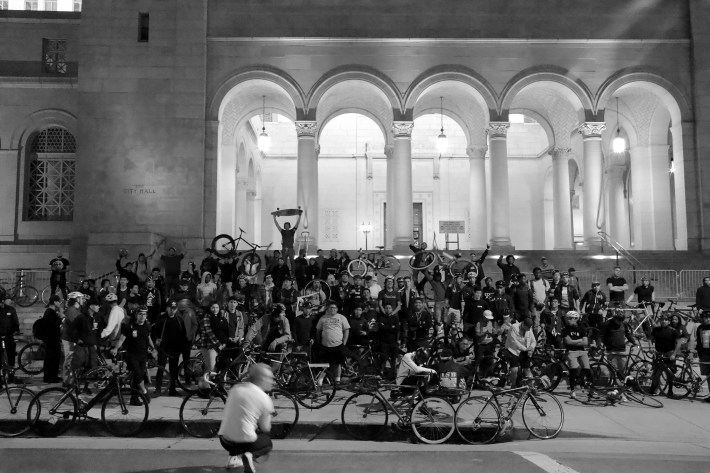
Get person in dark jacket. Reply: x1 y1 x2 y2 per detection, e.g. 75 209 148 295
403 298 433 352
509 274 534 322
496 254 521 285
116 253 140 288
693 312 710 402
552 272 580 315
696 277 710 313
0 294 20 379
71 298 100 377
376 303 400 378
153 302 190 396
270 257 291 291
42 295 64 383
293 249 309 291
600 311 636 374
489 280 513 323
111 306 155 405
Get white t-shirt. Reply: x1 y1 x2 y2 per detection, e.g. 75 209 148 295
218 382 273 443
316 313 350 347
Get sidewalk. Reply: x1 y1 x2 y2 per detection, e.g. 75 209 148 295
13 380 710 444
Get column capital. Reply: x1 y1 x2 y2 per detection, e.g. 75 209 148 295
295 120 318 138
579 122 606 139
487 122 510 138
550 147 572 160
391 121 414 138
466 145 488 159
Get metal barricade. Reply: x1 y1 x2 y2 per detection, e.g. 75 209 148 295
602 269 679 300
678 270 709 300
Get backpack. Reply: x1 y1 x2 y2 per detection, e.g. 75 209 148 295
32 316 47 341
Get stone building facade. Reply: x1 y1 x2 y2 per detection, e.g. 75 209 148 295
1 0 709 273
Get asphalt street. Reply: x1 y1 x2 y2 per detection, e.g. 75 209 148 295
1 438 708 473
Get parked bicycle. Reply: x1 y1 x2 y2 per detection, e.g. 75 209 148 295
0 338 37 437
0 271 39 307
341 373 455 444
454 377 564 444
28 351 149 437
347 247 400 278
179 371 298 439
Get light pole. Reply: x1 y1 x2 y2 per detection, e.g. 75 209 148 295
361 222 372 251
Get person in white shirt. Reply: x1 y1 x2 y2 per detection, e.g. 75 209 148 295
365 275 381 299
395 347 437 398
218 363 275 472
100 293 125 341
316 300 350 383
504 317 537 388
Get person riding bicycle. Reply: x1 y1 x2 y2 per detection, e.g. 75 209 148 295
0 291 20 383
562 311 594 400
505 317 536 388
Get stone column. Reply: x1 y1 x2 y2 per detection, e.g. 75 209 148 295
390 121 414 252
246 189 256 243
551 147 573 249
607 165 630 248
235 176 248 234
487 122 512 248
0 150 18 240
579 122 606 249
467 145 488 248
385 144 394 249
295 121 319 249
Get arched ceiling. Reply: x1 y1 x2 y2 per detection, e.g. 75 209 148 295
508 82 583 148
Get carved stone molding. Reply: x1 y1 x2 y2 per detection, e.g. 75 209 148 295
486 122 510 138
391 121 414 138
295 121 318 138
579 122 606 139
550 147 572 160
466 145 488 159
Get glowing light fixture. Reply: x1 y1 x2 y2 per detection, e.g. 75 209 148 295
257 95 271 153
436 96 448 155
612 97 626 153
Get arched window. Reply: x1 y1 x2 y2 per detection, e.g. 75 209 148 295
25 127 76 221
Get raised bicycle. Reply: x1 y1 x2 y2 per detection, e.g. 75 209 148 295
347 247 400 278
210 228 272 277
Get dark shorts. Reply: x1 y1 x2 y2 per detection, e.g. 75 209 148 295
320 344 346 364
699 353 710 376
220 433 272 458
507 350 530 369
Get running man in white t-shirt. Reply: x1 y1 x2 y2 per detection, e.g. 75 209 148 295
218 363 275 472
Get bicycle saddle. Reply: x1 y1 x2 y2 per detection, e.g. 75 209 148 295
376 246 385 250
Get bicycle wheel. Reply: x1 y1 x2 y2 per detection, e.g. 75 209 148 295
0 386 36 437
102 387 149 437
625 390 664 408
420 280 435 302
341 392 388 440
449 259 473 278
635 364 671 396
489 359 509 388
17 342 44 375
348 259 368 278
41 285 53 306
377 255 400 278
13 285 39 307
665 365 692 400
179 390 226 438
531 359 563 392
29 387 77 437
408 252 436 270
455 395 501 444
176 357 206 393
410 396 455 444
211 234 236 258
521 392 564 440
590 361 615 387
270 389 299 439
290 367 335 409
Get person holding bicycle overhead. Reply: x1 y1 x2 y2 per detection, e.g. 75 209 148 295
273 210 302 272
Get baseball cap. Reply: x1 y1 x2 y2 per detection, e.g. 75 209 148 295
592 281 601 286
495 280 506 287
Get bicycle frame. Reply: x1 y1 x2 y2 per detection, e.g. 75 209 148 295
478 384 535 420
47 374 125 421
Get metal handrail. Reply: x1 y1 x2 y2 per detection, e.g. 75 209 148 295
597 231 642 270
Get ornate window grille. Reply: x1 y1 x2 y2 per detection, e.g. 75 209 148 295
42 39 67 74
26 128 76 222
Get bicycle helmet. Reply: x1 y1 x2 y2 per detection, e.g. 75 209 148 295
564 311 581 320
104 293 118 302
136 305 148 314
68 291 84 300
414 347 429 364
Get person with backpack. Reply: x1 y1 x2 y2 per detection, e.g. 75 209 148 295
71 298 101 379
